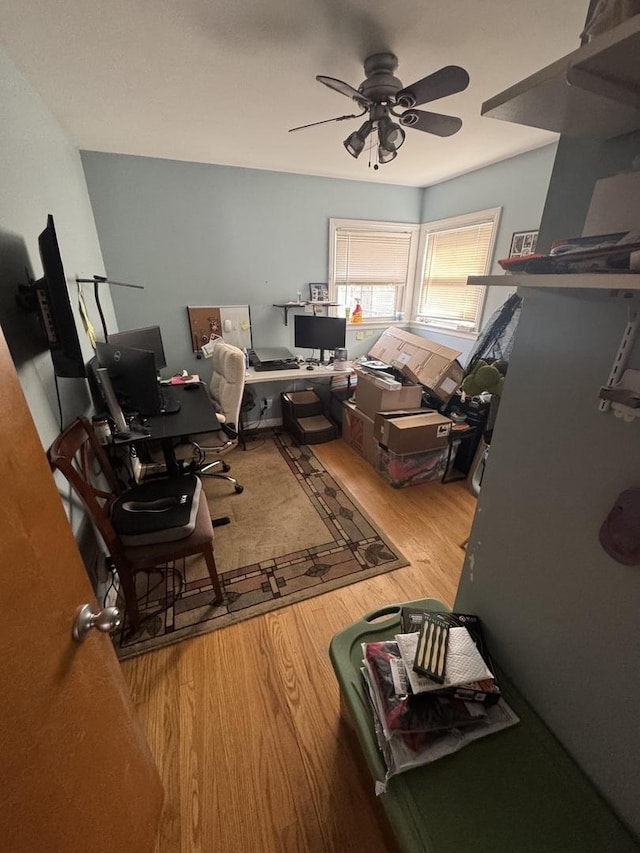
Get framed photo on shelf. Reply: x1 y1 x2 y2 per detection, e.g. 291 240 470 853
509 230 539 257
309 282 329 303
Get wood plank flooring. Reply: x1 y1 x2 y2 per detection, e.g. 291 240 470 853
121 438 476 853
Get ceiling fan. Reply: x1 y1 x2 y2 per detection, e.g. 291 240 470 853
290 53 469 167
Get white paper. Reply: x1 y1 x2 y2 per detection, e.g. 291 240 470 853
396 627 493 695
362 667 519 787
390 657 409 696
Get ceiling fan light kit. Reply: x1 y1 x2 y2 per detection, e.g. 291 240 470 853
378 143 398 164
378 114 405 149
344 120 373 158
291 53 469 169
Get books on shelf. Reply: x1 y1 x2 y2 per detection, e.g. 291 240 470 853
361 611 519 789
497 232 640 275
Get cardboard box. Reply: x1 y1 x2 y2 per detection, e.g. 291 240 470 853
368 328 463 403
354 371 423 420
376 444 451 489
374 410 453 454
341 400 378 465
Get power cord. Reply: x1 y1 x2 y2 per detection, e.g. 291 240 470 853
110 562 187 641
103 559 119 608
54 373 63 431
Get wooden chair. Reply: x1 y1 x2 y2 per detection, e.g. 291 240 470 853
49 417 223 632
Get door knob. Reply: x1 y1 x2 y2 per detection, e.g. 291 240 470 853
72 603 122 642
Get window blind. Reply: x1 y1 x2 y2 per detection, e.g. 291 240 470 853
418 221 494 327
335 229 412 287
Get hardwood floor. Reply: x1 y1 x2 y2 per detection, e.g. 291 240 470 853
121 438 476 853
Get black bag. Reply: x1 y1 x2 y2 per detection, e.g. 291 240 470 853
110 475 202 546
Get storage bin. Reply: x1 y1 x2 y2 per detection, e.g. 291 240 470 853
329 600 640 853
376 443 456 488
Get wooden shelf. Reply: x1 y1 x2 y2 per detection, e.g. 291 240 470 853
469 273 640 290
482 16 640 138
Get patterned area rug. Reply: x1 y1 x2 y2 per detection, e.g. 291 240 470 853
116 432 408 659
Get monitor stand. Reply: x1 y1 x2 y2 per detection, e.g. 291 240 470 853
96 367 130 435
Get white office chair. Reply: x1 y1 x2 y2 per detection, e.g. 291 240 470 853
192 340 246 493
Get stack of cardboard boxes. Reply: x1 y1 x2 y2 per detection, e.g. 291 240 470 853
342 329 464 488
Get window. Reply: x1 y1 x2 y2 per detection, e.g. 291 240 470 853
330 219 419 320
414 207 501 333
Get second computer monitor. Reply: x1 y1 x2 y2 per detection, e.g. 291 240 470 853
96 342 161 416
294 315 346 364
107 325 167 372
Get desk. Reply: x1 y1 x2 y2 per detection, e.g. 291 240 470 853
146 383 221 476
244 364 354 433
245 364 353 384
115 384 221 477
145 383 219 440
245 361 355 429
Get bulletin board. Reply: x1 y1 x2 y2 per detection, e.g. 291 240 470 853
186 305 252 352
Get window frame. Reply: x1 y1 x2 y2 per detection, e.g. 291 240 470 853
411 206 501 335
328 218 420 324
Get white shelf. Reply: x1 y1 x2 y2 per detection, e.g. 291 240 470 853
469 273 640 290
272 301 339 325
481 16 640 138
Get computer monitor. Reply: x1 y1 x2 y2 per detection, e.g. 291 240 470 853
107 325 167 372
96 342 161 416
294 315 346 364
32 215 86 378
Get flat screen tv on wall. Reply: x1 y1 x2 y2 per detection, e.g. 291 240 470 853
33 215 86 378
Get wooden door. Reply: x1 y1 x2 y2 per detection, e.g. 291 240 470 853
0 328 163 852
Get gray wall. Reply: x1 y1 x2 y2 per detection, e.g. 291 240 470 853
456 136 640 832
80 151 422 364
417 144 557 360
0 47 117 569
0 48 116 449
538 130 640 253
81 146 557 391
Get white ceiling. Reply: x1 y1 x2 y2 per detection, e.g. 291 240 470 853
1 0 590 188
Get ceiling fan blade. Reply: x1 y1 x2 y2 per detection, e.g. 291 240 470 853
316 75 371 105
289 111 366 132
396 66 469 109
399 109 463 137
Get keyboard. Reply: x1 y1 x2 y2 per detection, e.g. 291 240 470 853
253 361 300 372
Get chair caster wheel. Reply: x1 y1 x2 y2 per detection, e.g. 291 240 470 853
222 462 231 473
235 485 244 493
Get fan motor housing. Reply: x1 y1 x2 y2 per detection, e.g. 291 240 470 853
360 52 403 103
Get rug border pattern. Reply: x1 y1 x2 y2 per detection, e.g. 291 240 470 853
117 434 409 660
